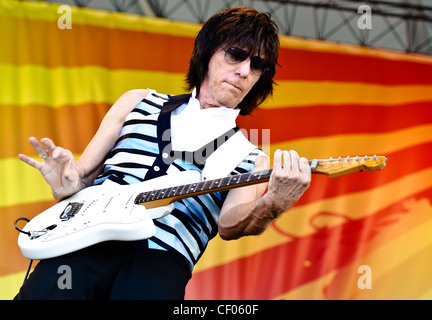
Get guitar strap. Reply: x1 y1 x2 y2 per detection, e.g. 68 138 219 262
200 130 258 181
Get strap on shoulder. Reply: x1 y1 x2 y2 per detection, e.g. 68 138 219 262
161 94 191 114
201 130 257 180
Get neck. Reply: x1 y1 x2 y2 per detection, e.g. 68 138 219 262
196 89 222 109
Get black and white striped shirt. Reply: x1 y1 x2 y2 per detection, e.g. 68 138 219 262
93 90 265 269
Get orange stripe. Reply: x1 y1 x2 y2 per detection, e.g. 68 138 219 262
0 15 194 73
0 201 54 276
1 103 109 159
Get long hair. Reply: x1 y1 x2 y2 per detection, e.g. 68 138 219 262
185 6 280 115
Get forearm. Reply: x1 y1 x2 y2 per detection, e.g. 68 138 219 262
218 150 311 240
52 90 149 201
218 194 275 240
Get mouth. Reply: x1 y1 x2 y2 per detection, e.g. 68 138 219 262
225 81 242 91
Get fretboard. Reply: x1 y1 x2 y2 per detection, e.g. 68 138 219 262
134 169 273 205
133 155 388 205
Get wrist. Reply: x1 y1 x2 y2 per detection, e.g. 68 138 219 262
51 180 83 201
260 192 284 220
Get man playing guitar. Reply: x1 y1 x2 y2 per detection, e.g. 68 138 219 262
15 7 311 299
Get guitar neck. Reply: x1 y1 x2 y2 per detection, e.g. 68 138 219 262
134 168 273 207
134 156 387 208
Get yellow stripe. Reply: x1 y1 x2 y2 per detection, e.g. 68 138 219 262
273 270 338 300
348 202 432 299
0 155 79 208
3 124 431 208
0 63 185 107
270 123 432 160
0 0 200 38
2 63 432 108
195 166 432 273
0 270 28 300
419 286 432 300
267 81 432 108
352 241 432 299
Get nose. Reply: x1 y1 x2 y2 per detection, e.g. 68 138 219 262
235 58 252 78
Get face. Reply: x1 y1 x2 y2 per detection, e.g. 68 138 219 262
197 47 262 109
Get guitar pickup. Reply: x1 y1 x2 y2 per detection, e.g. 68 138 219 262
60 202 84 221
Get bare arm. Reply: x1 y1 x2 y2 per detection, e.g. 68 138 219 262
218 149 311 240
18 89 149 201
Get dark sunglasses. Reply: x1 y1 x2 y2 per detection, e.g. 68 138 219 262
222 47 270 76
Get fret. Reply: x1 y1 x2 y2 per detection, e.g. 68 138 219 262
220 176 232 187
239 172 252 183
212 178 222 189
188 182 198 193
134 193 143 204
149 190 157 201
206 179 216 191
155 188 165 200
230 175 240 185
169 187 177 197
174 184 186 197
199 180 210 192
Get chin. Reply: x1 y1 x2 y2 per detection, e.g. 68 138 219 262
218 96 243 109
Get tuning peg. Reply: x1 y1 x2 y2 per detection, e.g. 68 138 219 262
373 155 378 160
355 156 360 161
347 156 352 161
364 156 369 160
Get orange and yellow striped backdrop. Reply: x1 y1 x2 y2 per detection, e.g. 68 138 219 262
1 0 432 300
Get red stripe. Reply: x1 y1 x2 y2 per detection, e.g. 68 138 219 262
238 101 432 144
185 187 432 299
276 48 432 84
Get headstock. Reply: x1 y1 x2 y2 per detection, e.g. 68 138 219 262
309 155 388 178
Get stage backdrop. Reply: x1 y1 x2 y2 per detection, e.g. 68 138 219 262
1 0 432 300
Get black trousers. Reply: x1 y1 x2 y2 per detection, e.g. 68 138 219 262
14 241 191 300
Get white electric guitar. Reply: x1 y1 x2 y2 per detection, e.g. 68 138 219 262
16 156 387 260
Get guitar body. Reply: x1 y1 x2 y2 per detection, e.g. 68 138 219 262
18 171 201 260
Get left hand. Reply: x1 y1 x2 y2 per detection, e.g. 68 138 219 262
262 149 311 219
18 137 82 200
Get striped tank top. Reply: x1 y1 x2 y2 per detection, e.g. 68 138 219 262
93 90 265 269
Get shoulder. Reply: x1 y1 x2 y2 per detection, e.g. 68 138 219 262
110 89 167 117
118 89 150 102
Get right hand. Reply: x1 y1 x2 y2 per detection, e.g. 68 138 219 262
18 137 83 200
